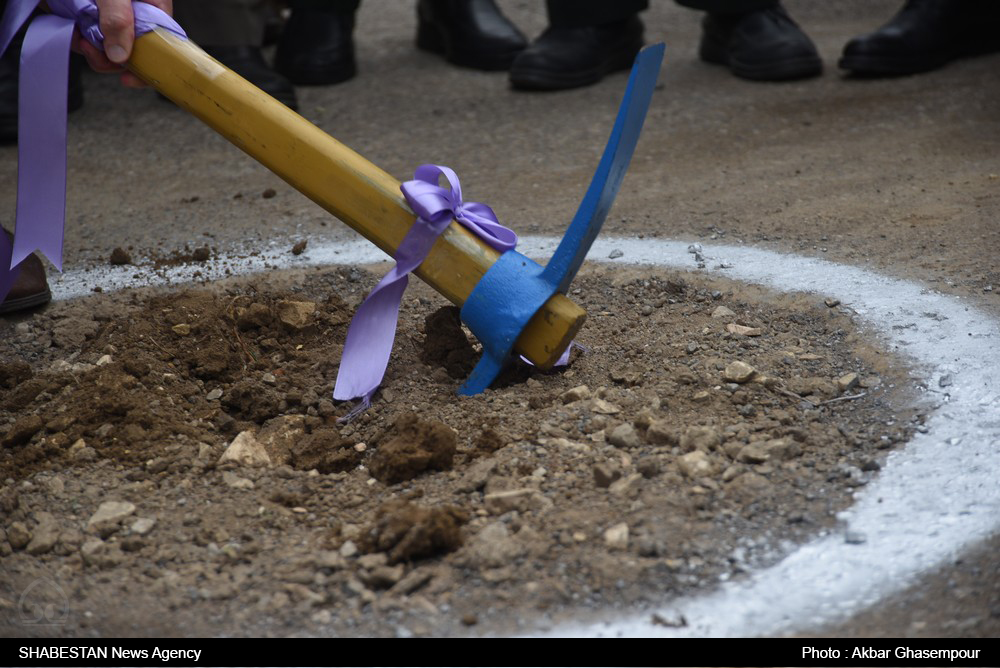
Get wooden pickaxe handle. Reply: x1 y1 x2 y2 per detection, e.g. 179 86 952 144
126 29 584 370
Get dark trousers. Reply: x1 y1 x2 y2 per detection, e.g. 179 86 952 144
674 0 778 13
545 0 649 27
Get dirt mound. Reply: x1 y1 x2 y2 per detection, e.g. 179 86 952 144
0 265 922 637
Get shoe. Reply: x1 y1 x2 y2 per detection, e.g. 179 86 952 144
700 4 822 81
0 246 50 315
417 0 527 71
275 9 356 85
509 16 644 91
1 42 84 145
839 0 1000 76
204 46 299 110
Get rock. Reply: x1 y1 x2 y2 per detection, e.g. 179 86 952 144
589 398 620 415
726 323 762 337
86 501 136 537
484 488 552 514
222 471 255 490
646 420 678 446
219 431 271 467
677 451 715 478
723 361 757 383
603 522 629 551
737 443 770 464
608 248 624 259
80 538 123 569
465 522 524 569
711 305 736 319
276 300 317 329
26 513 60 556
95 354 113 367
6 521 31 550
593 462 621 488
2 415 43 448
607 423 641 449
456 458 496 493
360 564 405 589
609 473 643 497
560 385 591 404
837 372 860 393
292 240 308 255
824 297 841 307
67 439 96 462
171 323 191 336
845 530 867 545
340 540 358 558
637 456 661 478
679 425 721 452
764 438 801 461
130 517 156 535
206 388 223 401
109 247 132 265
256 415 306 465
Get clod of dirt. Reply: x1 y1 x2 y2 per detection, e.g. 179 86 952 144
261 188 276 199
288 428 361 473
368 413 457 484
360 499 466 564
291 240 307 255
192 247 211 262
421 306 477 378
109 247 132 265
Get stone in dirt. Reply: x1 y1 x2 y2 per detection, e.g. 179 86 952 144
677 450 716 478
560 385 591 404
484 488 553 514
26 513 60 556
81 538 123 569
680 425 721 452
593 461 621 488
87 501 136 537
275 300 317 329
2 415 43 448
368 413 457 484
711 305 736 318
604 522 629 550
130 518 156 535
219 431 271 467
837 372 860 392
608 423 641 448
360 499 466 564
723 361 757 383
6 521 31 550
726 323 762 337
464 522 524 569
109 247 131 265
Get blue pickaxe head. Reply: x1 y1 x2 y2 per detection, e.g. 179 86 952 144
458 43 665 395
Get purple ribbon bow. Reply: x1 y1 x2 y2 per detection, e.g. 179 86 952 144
333 165 517 411
0 0 185 302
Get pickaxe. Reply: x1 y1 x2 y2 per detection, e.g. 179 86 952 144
124 30 663 394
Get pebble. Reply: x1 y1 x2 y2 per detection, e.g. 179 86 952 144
339 540 358 558
171 323 191 336
608 473 643 497
95 354 113 366
711 305 736 319
726 323 762 337
26 513 60 556
723 360 757 383
560 385 591 404
608 249 624 259
636 457 661 478
80 538 123 569
206 388 223 401
589 398 620 415
6 521 31 550
677 451 714 478
679 425 720 452
484 488 552 514
262 373 277 385
593 462 621 488
938 374 953 388
222 471 255 490
837 373 860 392
824 298 841 307
466 523 524 569
130 517 156 535
276 300 317 329
603 522 629 551
219 431 271 467
607 423 641 449
87 501 136 537
456 458 496 493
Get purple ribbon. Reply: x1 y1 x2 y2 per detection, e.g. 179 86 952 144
333 165 517 410
0 0 185 302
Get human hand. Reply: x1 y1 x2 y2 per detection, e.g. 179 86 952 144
72 0 173 87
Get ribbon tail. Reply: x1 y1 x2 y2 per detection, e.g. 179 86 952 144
333 273 410 402
12 15 74 270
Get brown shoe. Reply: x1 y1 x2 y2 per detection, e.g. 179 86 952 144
0 252 51 314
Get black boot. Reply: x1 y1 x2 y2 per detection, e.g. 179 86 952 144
1 38 84 144
275 9 357 85
509 16 643 91
699 3 821 81
204 46 299 110
417 0 527 71
840 0 1000 76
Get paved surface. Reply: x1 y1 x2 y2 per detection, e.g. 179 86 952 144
2 0 998 637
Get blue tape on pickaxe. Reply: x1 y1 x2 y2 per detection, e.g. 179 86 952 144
458 43 665 396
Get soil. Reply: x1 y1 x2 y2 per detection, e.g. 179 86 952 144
0 263 921 637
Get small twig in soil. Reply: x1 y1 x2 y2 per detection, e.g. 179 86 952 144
817 391 867 406
231 325 258 367
146 335 171 357
770 385 815 408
